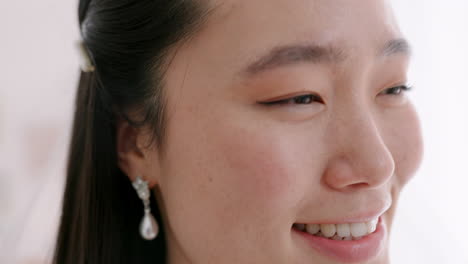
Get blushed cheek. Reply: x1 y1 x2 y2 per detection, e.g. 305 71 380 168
210 126 300 214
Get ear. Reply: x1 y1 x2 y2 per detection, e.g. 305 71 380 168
116 117 160 188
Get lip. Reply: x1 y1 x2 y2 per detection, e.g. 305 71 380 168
297 206 390 225
292 216 386 263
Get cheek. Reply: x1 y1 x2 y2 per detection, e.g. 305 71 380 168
164 114 299 210
385 103 424 188
207 123 300 217
158 109 304 262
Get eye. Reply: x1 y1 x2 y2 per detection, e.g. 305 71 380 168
380 85 413 96
259 94 324 106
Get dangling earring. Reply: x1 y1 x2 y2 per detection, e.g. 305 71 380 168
132 176 159 240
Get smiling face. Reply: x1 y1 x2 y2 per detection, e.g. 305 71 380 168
138 0 424 263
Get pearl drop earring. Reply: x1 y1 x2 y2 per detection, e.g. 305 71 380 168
132 176 159 240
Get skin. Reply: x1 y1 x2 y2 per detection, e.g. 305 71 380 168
117 0 424 263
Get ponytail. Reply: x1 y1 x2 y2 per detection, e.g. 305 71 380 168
54 68 166 263
54 0 210 262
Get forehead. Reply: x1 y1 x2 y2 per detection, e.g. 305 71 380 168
205 0 401 42
201 0 399 56
166 0 404 88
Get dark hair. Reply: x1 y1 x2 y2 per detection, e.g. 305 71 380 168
53 1 213 263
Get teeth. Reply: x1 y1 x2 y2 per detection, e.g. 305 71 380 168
299 218 379 240
331 234 343 240
306 224 320 235
315 231 326 238
367 218 378 233
320 224 336 237
336 223 351 237
350 222 368 237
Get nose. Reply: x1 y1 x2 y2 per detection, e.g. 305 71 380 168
322 103 395 191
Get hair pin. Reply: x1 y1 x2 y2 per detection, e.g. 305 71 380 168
76 40 95 73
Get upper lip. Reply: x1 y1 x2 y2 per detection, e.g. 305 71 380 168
295 203 391 225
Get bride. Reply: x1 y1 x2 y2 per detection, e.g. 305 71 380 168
54 0 424 263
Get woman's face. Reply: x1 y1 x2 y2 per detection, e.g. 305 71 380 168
145 0 424 263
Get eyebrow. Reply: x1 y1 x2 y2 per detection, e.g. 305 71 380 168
381 38 412 57
241 38 411 78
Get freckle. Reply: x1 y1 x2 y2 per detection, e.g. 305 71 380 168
208 176 213 182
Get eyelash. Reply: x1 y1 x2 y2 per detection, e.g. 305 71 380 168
380 85 413 96
260 85 413 106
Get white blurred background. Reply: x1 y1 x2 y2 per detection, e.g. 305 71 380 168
0 0 467 263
